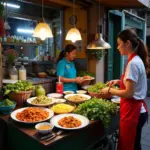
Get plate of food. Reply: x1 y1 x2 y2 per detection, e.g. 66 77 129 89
50 103 75 114
82 75 95 81
50 113 89 130
63 91 74 95
27 96 55 107
64 94 91 103
111 96 120 104
11 107 54 124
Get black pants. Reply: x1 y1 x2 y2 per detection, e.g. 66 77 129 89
134 112 148 150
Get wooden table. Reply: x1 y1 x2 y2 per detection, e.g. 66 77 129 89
0 111 119 150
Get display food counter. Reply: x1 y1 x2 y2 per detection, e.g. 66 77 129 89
0 110 119 150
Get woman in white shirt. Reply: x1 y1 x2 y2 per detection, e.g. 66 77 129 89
101 29 150 150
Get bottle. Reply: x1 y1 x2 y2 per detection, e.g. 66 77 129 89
19 64 26 80
10 65 18 80
56 82 63 94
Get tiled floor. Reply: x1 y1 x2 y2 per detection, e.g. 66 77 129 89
141 97 150 150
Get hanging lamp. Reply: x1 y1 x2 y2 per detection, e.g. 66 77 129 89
33 0 53 40
65 0 82 43
87 3 111 50
87 25 111 49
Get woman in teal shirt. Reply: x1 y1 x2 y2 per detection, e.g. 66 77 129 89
56 44 83 92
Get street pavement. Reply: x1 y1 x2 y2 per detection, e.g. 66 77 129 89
141 97 150 150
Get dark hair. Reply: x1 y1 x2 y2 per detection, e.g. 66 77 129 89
56 44 76 63
118 29 150 74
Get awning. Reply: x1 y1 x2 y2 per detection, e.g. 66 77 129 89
98 0 149 8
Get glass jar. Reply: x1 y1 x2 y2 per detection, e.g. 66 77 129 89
10 66 18 80
19 65 26 80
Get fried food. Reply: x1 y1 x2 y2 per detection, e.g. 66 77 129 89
51 104 75 114
58 116 82 128
83 75 92 80
16 107 49 122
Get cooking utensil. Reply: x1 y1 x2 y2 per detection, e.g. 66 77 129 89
45 130 63 142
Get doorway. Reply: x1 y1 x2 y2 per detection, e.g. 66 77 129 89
107 10 146 81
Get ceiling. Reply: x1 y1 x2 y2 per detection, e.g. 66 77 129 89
98 0 149 8
6 0 149 10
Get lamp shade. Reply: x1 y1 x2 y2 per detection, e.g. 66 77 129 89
65 27 82 43
33 21 53 40
87 33 111 50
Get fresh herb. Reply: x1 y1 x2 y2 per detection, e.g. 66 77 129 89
88 82 119 93
0 99 14 106
4 80 35 95
88 82 107 93
74 98 118 127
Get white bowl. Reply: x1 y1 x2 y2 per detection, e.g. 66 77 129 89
63 91 74 95
35 122 54 134
76 90 87 94
47 93 63 99
81 85 91 90
53 98 66 103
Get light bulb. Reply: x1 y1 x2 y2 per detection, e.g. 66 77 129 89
72 39 76 43
40 36 46 41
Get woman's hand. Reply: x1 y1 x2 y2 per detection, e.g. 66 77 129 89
101 87 109 95
75 77 83 84
101 87 112 97
106 80 120 86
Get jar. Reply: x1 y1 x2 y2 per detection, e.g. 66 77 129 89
10 66 18 80
19 65 26 80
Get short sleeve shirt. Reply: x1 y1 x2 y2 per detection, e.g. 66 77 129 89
56 58 77 92
123 56 147 113
124 56 147 100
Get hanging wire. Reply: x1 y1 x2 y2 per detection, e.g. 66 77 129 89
98 0 100 25
73 0 75 27
5 0 8 20
42 0 44 20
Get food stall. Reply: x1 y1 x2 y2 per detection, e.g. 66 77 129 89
0 79 120 150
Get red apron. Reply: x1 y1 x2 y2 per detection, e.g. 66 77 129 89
117 53 148 150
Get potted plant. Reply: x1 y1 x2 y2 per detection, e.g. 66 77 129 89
0 3 5 37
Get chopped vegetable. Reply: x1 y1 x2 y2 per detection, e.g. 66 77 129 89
74 98 118 127
0 99 14 106
32 96 52 105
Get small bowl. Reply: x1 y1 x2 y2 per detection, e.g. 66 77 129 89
47 93 63 99
63 91 74 95
35 122 54 134
0 101 16 115
76 90 87 94
53 98 66 103
38 72 47 78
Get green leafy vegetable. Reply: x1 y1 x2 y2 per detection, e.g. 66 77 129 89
0 99 14 106
88 82 119 93
74 98 118 127
4 80 35 95
88 82 107 93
